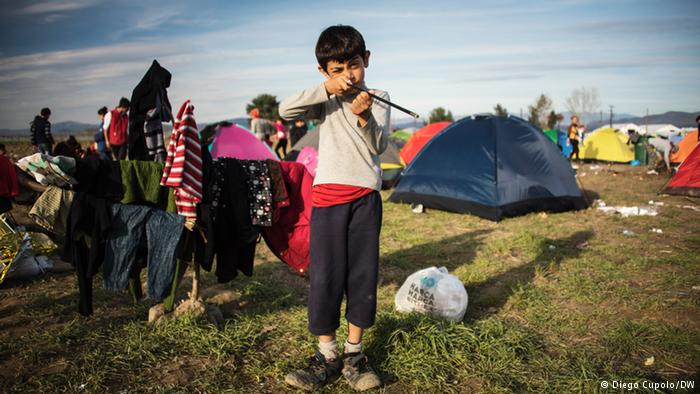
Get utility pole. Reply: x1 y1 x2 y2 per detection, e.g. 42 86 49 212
520 108 523 118
644 108 649 134
600 110 603 123
609 105 614 127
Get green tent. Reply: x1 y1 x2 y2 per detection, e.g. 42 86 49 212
543 129 559 144
391 130 413 142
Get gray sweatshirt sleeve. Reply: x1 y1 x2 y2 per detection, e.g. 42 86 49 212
278 83 328 121
358 90 390 155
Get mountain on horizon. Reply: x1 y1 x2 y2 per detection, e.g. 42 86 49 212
587 111 699 129
0 121 99 137
0 117 253 137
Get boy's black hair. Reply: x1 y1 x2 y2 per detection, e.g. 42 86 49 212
40 107 51 117
98 106 108 116
118 97 130 108
315 25 366 71
696 114 700 122
0 143 5 151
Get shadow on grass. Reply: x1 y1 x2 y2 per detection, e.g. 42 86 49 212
467 230 594 320
379 229 492 286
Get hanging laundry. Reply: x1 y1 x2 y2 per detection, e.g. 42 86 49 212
62 192 113 316
120 160 176 212
239 160 273 226
262 161 313 273
103 204 184 301
143 88 170 162
161 100 203 220
73 159 123 200
128 60 172 161
268 159 290 222
201 158 258 282
29 186 75 236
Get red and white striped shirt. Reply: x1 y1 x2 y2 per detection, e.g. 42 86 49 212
160 100 203 219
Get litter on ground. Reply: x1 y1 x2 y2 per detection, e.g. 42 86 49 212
598 205 659 217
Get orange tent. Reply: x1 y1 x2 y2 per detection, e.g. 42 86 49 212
670 130 699 163
663 143 700 197
399 122 451 164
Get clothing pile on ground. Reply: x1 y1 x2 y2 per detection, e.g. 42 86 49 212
8 100 314 317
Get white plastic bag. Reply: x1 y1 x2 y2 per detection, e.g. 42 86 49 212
394 266 468 321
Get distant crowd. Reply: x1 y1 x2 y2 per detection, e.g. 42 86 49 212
27 99 311 162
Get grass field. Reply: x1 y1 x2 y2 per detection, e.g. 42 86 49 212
0 157 698 393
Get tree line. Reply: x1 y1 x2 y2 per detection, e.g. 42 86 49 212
245 86 602 130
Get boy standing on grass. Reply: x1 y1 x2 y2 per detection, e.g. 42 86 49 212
279 25 390 391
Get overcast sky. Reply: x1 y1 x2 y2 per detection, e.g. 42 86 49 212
0 0 698 128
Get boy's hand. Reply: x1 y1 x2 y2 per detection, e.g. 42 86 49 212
324 76 352 97
351 91 373 127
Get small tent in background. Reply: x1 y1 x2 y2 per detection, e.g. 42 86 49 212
391 129 413 142
662 144 700 197
612 123 642 134
644 124 681 138
400 121 451 165
543 129 560 144
210 124 278 160
543 129 570 157
390 115 586 221
379 139 404 189
283 130 404 188
670 130 698 163
284 129 319 162
579 127 634 162
559 133 573 158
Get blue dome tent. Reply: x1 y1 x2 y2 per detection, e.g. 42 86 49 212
389 115 587 221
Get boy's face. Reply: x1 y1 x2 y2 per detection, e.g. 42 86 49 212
319 51 370 85
118 106 128 114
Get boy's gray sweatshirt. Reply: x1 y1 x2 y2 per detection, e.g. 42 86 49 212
279 83 390 191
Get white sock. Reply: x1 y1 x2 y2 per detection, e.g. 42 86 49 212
318 339 338 361
344 339 362 354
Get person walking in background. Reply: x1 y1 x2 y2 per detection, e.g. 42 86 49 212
103 98 130 160
568 115 581 163
696 115 700 142
94 106 110 160
30 107 54 155
274 119 289 158
289 118 308 146
250 108 266 142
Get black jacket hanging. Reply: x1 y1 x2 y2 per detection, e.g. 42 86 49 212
128 59 172 161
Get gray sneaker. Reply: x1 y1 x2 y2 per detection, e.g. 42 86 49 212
342 352 381 391
284 351 342 391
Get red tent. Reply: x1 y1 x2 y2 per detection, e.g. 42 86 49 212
399 121 451 164
663 144 700 197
